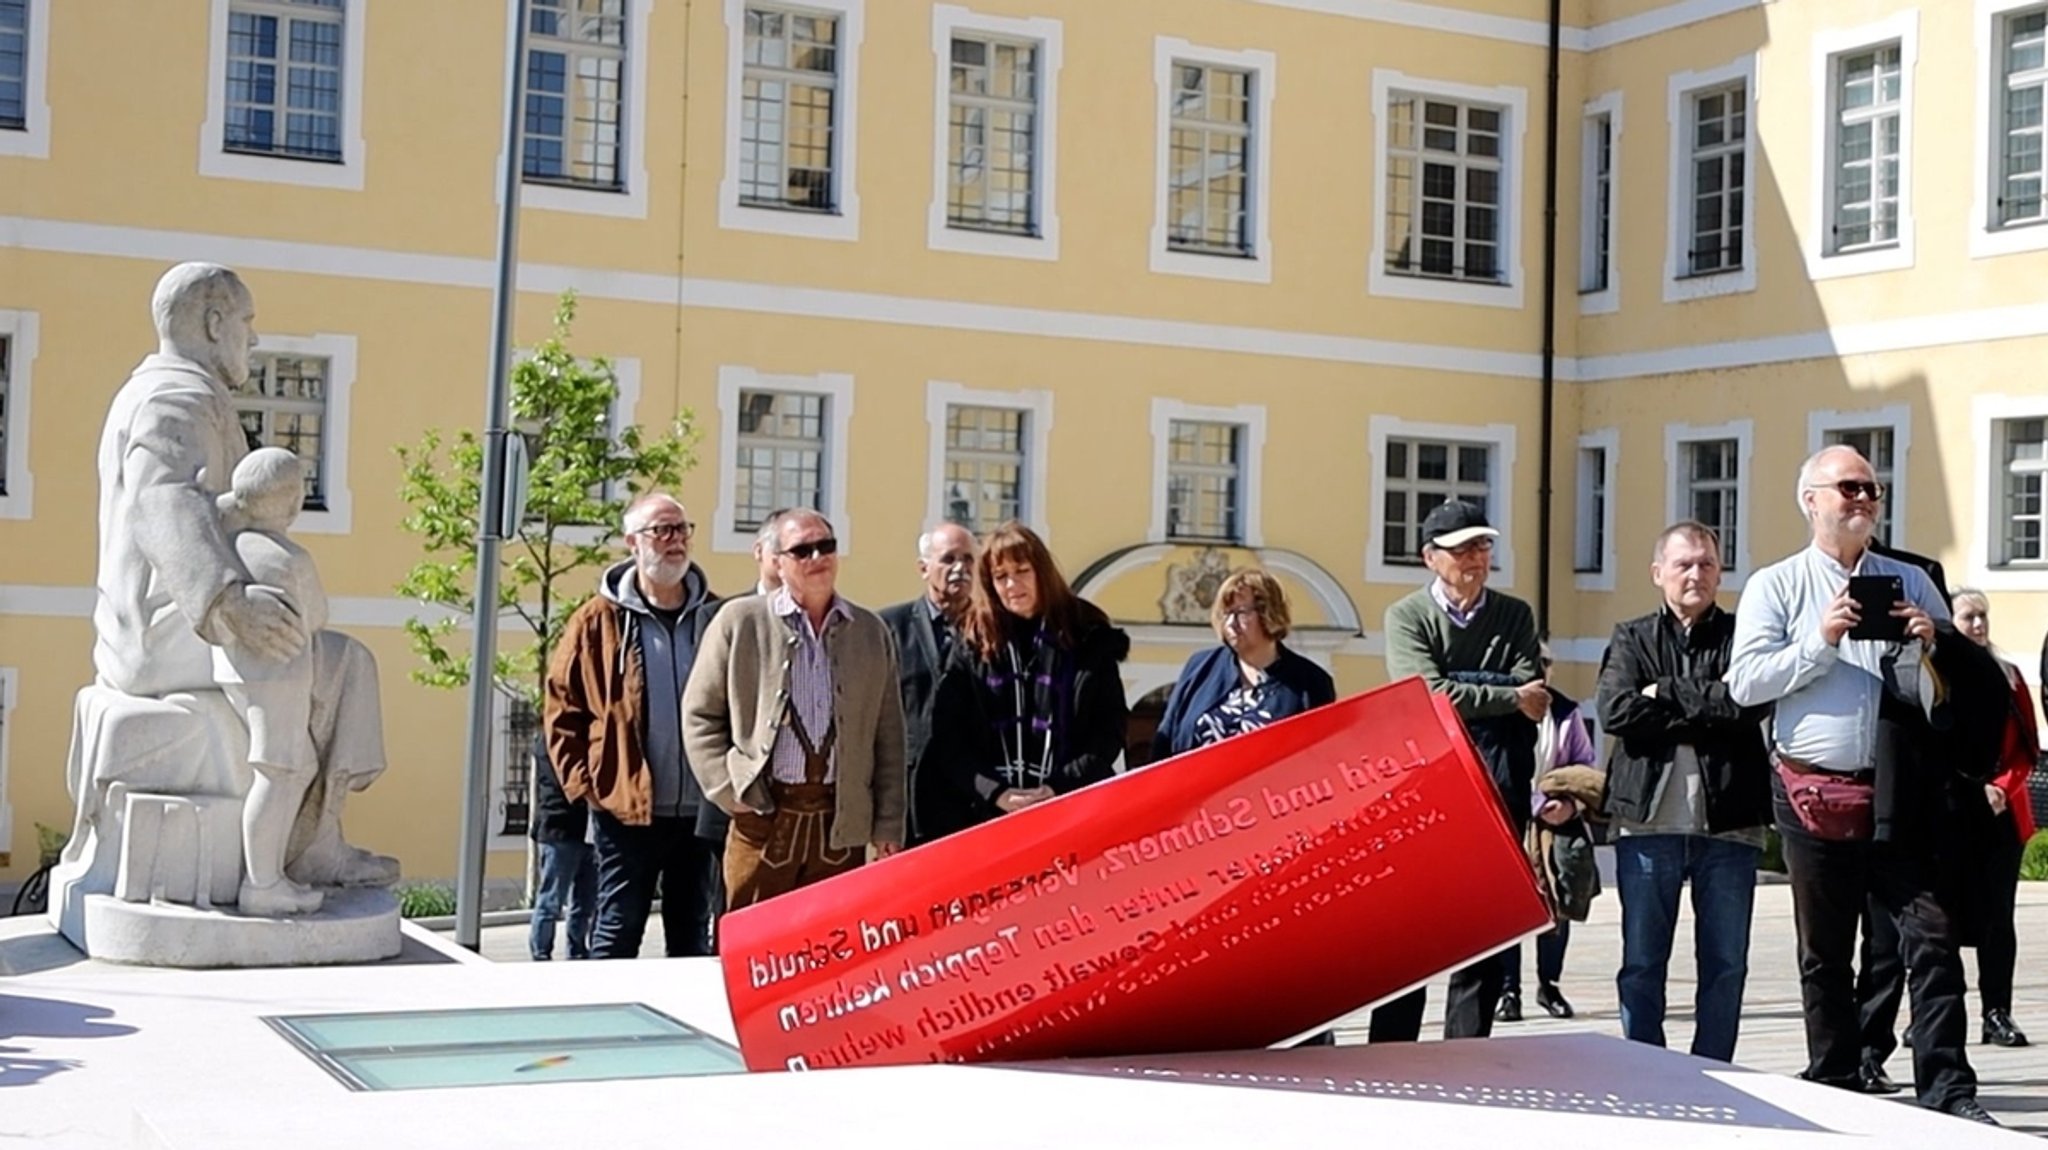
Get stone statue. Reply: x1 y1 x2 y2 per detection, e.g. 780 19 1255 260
50 262 399 964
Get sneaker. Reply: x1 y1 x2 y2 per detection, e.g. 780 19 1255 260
1983 1009 2030 1048
1942 1098 1999 1125
1495 990 1523 1023
1536 982 1575 1019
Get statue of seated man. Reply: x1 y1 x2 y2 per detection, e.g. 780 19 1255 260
89 261 397 916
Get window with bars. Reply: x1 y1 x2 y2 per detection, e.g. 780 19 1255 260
224 0 345 162
1165 420 1243 542
1574 445 1607 573
498 696 537 839
1382 438 1491 565
1581 112 1612 293
734 389 826 528
1686 83 1747 276
232 352 328 511
0 0 26 131
1166 63 1253 256
0 335 9 498
1999 8 2048 227
1821 426 1897 546
1997 417 2047 565
1386 95 1506 283
1680 438 1741 570
524 0 626 191
740 6 840 212
1829 44 1902 252
947 36 1038 235
943 405 1026 532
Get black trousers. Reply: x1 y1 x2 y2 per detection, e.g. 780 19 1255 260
1777 790 1976 1110
1974 815 2024 1013
1856 894 1906 1067
1366 956 1505 1042
590 810 725 959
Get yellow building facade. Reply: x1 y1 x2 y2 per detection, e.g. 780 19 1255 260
1 0 2043 887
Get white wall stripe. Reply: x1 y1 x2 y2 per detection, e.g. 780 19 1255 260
1248 0 1767 53
0 585 471 630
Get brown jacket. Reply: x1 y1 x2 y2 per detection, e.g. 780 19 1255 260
682 593 908 847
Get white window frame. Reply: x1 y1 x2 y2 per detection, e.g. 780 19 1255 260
1807 404 1912 550
1578 91 1621 316
499 0 652 220
1574 428 1619 592
1664 56 1758 302
0 309 35 520
1809 13 1918 279
1365 415 1517 588
713 366 854 553
719 0 864 242
927 7 1061 261
1971 393 2048 589
235 333 355 535
1973 0 2048 258
0 0 48 159
1370 70 1528 309
924 381 1052 538
1148 399 1265 547
1664 419 1753 590
1150 38 1276 285
200 0 367 191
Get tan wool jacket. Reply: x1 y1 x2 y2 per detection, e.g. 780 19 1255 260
682 594 908 847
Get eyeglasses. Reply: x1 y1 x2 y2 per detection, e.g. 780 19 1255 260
1807 480 1885 502
1436 538 1494 556
780 537 839 562
635 521 694 541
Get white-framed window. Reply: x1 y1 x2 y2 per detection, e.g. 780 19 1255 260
720 0 864 242
713 366 854 553
1971 394 2048 588
1150 38 1275 284
0 667 15 870
230 334 354 534
1149 400 1266 546
1664 57 1757 302
503 0 651 218
201 0 364 189
924 381 1053 537
1365 415 1517 588
0 310 36 521
1370 70 1528 309
1810 404 1911 549
1579 92 1621 314
1975 2 2048 257
0 0 50 159
1810 13 1918 278
928 8 1061 261
1664 420 1753 588
489 692 539 852
1574 428 1619 591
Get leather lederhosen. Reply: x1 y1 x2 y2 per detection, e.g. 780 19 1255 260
724 705 860 909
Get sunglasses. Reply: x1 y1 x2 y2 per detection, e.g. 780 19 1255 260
780 537 839 562
1807 480 1885 502
635 521 695 541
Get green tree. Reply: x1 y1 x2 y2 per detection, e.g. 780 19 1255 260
396 291 698 709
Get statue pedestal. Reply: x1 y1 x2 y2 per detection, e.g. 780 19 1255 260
78 887 402 968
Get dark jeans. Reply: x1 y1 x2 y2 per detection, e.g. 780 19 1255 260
1614 833 1760 1062
1500 923 1569 994
1776 789 1976 1110
590 810 724 959
1976 815 2024 1014
529 839 597 960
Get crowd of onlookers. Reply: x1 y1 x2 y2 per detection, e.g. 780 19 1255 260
530 442 2034 1127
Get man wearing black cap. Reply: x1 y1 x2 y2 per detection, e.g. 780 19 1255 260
1375 499 1550 1041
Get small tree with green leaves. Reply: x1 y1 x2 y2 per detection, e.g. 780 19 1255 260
396 291 698 713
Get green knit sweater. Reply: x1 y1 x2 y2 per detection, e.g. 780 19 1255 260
1382 587 1543 720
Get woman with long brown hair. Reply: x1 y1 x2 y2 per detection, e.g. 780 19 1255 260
918 521 1130 841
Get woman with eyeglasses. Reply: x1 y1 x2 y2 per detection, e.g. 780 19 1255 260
923 521 1130 839
1150 569 1336 762
1949 588 2037 1048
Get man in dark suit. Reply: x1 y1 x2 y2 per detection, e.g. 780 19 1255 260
880 522 977 846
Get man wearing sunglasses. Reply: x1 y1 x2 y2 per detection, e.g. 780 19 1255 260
545 493 726 960
1727 445 1991 1124
685 510 908 908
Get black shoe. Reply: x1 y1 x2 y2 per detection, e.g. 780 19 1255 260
1859 1062 1902 1095
1495 991 1523 1023
1536 982 1574 1019
1943 1098 1999 1126
1983 1009 2030 1047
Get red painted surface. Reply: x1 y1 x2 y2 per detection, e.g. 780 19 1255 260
718 676 1552 1072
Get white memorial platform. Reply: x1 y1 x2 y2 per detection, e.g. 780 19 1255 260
0 915 2030 1149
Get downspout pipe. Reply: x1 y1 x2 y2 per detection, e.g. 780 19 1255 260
1537 0 1563 638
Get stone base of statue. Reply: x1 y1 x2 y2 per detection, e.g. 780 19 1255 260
76 886 401 968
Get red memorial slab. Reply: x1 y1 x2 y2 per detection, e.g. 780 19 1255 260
718 676 1552 1072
